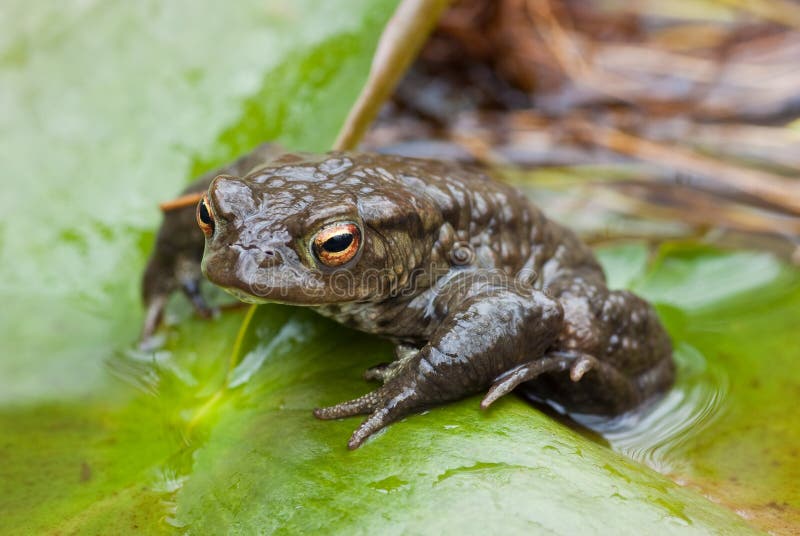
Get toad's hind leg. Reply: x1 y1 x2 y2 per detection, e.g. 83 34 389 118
480 350 641 411
501 287 674 415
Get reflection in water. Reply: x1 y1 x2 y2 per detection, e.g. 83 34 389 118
573 342 729 474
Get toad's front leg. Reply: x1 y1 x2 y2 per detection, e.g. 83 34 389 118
314 278 564 449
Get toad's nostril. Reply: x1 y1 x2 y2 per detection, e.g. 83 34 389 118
258 248 281 268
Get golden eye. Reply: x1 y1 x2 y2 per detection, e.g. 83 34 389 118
196 194 215 237
312 222 361 267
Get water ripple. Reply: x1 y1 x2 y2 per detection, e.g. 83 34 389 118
574 342 729 474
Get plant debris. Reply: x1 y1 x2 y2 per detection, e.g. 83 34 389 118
363 0 800 265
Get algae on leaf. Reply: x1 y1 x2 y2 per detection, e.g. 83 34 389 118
0 0 398 532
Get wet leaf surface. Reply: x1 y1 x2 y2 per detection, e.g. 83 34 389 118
0 0 398 532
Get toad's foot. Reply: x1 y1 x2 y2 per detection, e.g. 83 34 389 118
479 351 588 409
314 378 428 449
362 344 419 383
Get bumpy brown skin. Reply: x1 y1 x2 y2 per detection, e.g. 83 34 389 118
142 145 674 449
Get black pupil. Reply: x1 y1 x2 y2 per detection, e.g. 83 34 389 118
199 199 213 226
322 233 353 253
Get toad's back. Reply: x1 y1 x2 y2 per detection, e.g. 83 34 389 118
250 151 602 283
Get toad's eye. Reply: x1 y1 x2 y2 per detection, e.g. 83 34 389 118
196 194 215 237
312 222 361 267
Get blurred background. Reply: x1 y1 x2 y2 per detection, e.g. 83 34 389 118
364 0 800 261
1 1 798 534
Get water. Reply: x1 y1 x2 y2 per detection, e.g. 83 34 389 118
577 342 729 475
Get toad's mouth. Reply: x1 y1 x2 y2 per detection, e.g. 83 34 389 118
221 286 266 304
214 277 328 306
208 267 338 307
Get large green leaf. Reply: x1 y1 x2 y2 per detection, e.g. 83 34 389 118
0 0 398 532
600 244 800 531
1 1 797 534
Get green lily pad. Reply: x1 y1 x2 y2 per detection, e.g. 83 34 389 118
0 0 398 532
1 1 797 534
603 244 800 532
